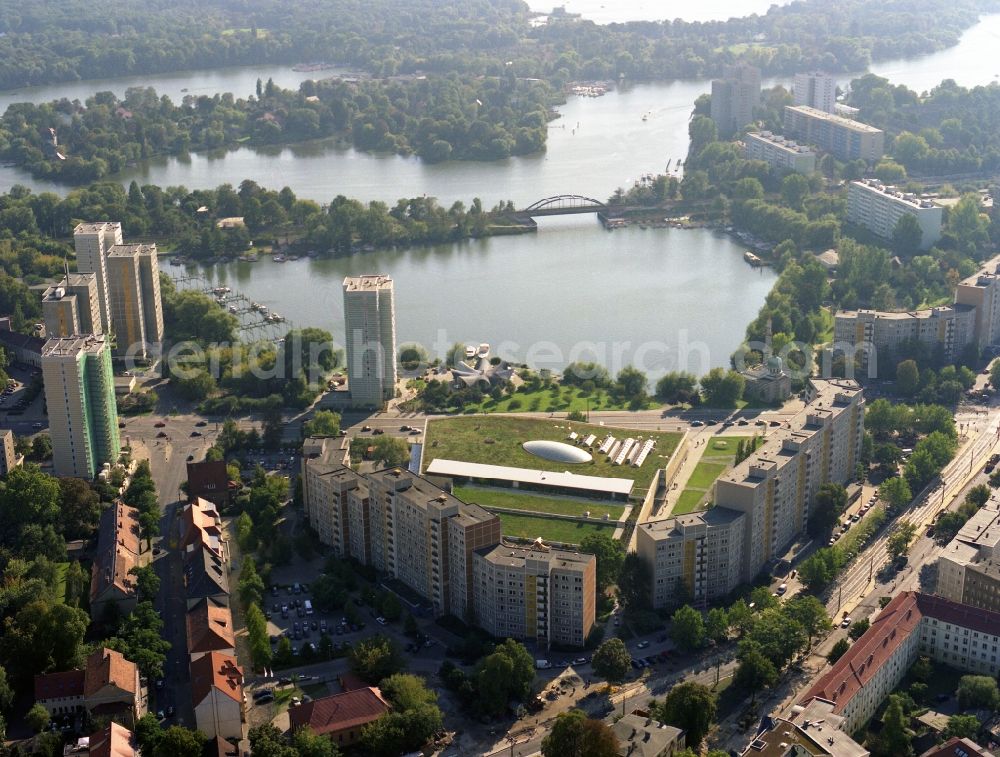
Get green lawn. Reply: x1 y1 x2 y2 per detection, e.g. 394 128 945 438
472 385 656 414
702 436 743 460
672 490 706 515
496 513 618 545
686 462 728 490
424 416 681 492
453 485 623 520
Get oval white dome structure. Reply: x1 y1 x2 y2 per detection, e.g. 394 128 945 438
522 440 593 464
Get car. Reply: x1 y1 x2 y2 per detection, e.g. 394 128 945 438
723 420 735 427
769 420 781 427
361 425 372 432
376 616 387 625
737 419 749 426
154 421 166 428
256 693 274 704
400 425 411 431
311 620 319 630
190 430 202 437
851 514 860 522
829 537 836 545
690 420 704 427
636 640 650 649
166 706 175 717
155 678 165 689
157 710 165 720
706 419 718 426
118 421 126 428
279 677 292 686
186 454 194 461
32 422 43 429
156 431 167 438
153 546 162 555
195 420 208 427
372 428 385 435
777 583 788 595
573 657 588 665
840 617 852 628
410 429 421 435
755 419 766 426
320 620 328 632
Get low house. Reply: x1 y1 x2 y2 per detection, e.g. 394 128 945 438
87 722 139 757
611 713 685 757
918 737 996 757
89 503 142 620
186 598 236 661
34 647 144 722
0 322 44 367
190 652 244 740
179 498 226 562
186 460 232 509
287 687 390 748
183 545 229 609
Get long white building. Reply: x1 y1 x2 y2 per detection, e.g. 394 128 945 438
744 131 816 175
847 179 943 250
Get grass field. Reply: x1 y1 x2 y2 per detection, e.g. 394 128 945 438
424 416 681 491
672 490 706 515
496 512 617 544
472 385 656 414
453 485 623 520
686 462 728 490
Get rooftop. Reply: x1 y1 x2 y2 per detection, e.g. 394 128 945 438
476 540 596 571
639 507 745 538
88 722 137 757
343 274 392 292
74 222 119 235
425 458 635 496
785 104 884 134
41 334 108 357
287 687 390 736
918 736 996 757
190 652 243 705
749 699 869 757
746 130 816 154
851 179 939 210
107 243 157 258
368 467 500 523
186 598 236 654
611 713 683 757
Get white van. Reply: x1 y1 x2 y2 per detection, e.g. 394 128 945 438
304 600 313 615
535 659 552 670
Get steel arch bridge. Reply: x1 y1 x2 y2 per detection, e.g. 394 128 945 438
519 194 610 216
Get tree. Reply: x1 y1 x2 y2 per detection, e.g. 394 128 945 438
957 675 1000 710
368 435 409 468
26 702 49 732
700 367 745 407
617 553 651 612
476 639 535 717
783 595 832 646
58 478 102 539
655 682 717 748
808 483 847 538
579 533 625 592
880 477 912 509
0 666 13 714
944 714 981 740
671 605 705 652
153 726 206 757
134 713 164 754
291 727 340 757
349 636 404 684
250 724 298 757
827 638 850 664
892 213 923 254
129 564 161 602
239 557 266 606
734 643 778 703
541 710 619 757
848 618 870 640
874 695 912 757
896 360 920 397
705 607 729 644
591 638 631 684
781 173 810 211
303 410 341 438
615 366 649 404
887 521 917 559
655 372 698 403
31 434 52 461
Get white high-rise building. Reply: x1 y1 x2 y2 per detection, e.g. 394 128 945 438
42 334 121 478
343 275 397 408
73 222 122 333
793 72 837 114
106 243 164 358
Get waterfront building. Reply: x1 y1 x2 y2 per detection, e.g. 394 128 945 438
638 379 864 604
343 275 397 408
936 501 1000 613
798 592 1000 734
847 179 943 249
833 305 976 372
73 222 122 333
42 273 102 338
743 131 816 175
793 72 837 114
41 334 120 478
711 64 761 137
106 243 164 358
783 105 885 163
473 541 596 648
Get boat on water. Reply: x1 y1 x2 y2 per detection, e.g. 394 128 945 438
238 253 259 262
744 251 763 267
477 343 490 359
465 345 476 359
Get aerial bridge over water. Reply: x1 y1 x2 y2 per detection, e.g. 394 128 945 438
511 194 635 227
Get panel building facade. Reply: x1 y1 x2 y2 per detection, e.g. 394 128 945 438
73 222 122 333
343 275 397 408
793 72 837 114
783 105 885 163
936 502 1000 613
42 335 121 478
743 131 816 175
106 244 164 358
42 273 102 338
710 64 761 138
847 179 943 250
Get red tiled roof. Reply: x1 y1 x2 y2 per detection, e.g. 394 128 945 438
190 652 243 705
800 591 922 714
338 672 368 693
88 722 137 757
288 687 390 736
186 461 229 499
85 648 138 698
186 598 236 653
34 669 85 701
914 593 1000 637
918 736 996 757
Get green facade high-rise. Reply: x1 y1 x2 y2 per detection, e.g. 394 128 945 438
42 334 121 478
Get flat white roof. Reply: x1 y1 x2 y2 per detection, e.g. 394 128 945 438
425 458 634 496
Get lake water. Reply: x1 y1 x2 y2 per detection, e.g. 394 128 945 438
1 4 995 374
193 219 776 376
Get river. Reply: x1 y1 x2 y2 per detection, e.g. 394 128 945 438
0 4 996 375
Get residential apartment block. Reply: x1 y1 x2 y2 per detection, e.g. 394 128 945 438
343 274 397 408
300 454 597 646
783 105 885 163
936 501 1000 613
711 63 760 137
638 379 864 607
636 508 745 608
799 592 1000 734
793 72 838 114
42 273 102 338
833 304 976 372
0 428 20 475
41 334 121 478
955 253 1000 351
73 222 122 332
106 243 164 358
847 179 943 250
743 131 816 175
473 542 596 648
